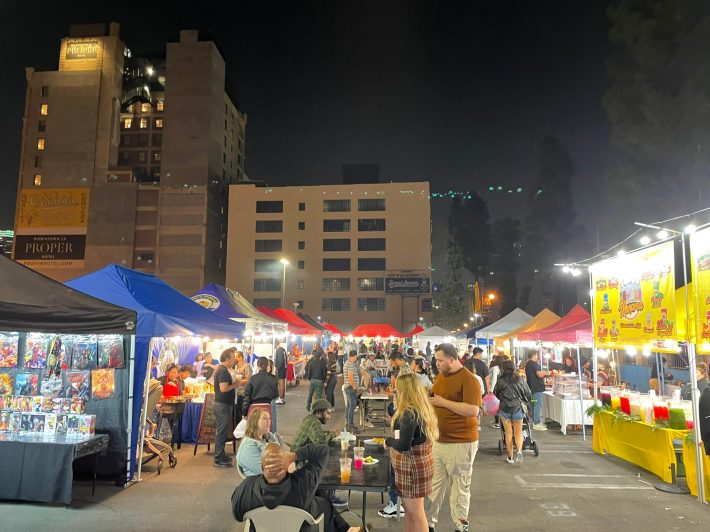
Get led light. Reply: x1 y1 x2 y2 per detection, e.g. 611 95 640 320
685 224 697 234
617 250 625 257
595 349 608 359
625 346 637 356
657 230 668 239
562 265 571 273
571 268 582 277
589 289 595 297
642 345 652 357
640 236 651 245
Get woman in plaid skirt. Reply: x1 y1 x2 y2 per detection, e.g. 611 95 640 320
384 373 439 532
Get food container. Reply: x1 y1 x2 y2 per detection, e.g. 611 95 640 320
668 401 686 430
653 398 670 423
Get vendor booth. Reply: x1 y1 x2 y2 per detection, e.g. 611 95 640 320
494 308 560 360
66 265 244 479
0 256 136 504
350 323 403 338
475 308 533 361
414 326 456 350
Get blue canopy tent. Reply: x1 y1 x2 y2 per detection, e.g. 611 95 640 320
190 283 249 320
66 265 244 480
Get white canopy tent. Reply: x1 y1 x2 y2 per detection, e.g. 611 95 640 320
475 308 533 360
414 325 457 350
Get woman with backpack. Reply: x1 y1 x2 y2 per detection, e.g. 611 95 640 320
494 358 532 464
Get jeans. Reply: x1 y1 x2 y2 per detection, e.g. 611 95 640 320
307 379 324 410
213 401 232 462
325 377 337 408
532 391 544 424
345 386 358 426
337 355 345 374
428 441 479 527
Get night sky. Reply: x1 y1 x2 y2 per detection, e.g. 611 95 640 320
0 1 612 243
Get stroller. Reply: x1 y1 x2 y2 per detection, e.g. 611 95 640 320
141 381 177 474
496 406 539 458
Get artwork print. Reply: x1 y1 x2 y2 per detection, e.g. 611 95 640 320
91 368 115 400
71 335 98 370
0 332 19 367
25 333 51 369
98 335 125 369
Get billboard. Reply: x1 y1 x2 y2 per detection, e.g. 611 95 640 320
690 226 710 353
385 274 431 294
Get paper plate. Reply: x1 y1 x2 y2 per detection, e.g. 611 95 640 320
364 438 385 446
363 457 380 465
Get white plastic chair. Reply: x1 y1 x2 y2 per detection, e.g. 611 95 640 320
242 506 324 532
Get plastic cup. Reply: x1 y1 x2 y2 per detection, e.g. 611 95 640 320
353 446 364 470
339 458 352 483
340 433 349 451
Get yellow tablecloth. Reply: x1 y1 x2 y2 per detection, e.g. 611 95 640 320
682 440 710 502
592 410 686 483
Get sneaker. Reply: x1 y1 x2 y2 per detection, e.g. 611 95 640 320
533 423 548 431
275 398 285 404
489 422 500 429
455 520 469 532
506 456 515 464
213 460 231 468
378 501 405 519
330 495 348 508
516 450 524 463
364 421 375 429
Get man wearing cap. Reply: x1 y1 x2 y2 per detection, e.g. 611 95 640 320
388 350 413 388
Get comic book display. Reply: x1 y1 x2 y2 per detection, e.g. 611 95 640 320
24 333 51 369
98 335 124 369
91 368 115 400
14 371 40 396
63 370 90 399
71 335 97 370
0 332 19 367
0 390 94 437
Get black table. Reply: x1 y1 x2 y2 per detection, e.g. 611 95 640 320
0 433 109 505
319 440 390 529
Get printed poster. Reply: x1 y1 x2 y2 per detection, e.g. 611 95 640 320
591 241 677 350
91 368 115 400
690 226 710 354
0 332 19 367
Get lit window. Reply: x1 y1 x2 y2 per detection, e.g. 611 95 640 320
37 138 45 150
40 104 48 116
155 118 163 128
33 174 42 186
123 118 132 129
156 101 164 111
141 103 151 113
139 118 148 129
153 151 161 161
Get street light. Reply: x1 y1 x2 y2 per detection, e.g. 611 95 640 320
487 293 496 301
280 258 289 308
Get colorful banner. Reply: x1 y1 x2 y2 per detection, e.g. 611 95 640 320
591 241 677 350
690 226 710 354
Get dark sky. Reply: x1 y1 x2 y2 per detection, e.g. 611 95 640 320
0 0 612 234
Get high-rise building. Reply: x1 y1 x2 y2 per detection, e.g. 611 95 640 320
13 23 246 293
0 231 13 258
226 182 433 332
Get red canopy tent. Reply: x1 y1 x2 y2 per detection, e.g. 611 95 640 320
403 325 424 337
517 304 592 344
350 323 403 338
323 323 345 336
256 307 320 335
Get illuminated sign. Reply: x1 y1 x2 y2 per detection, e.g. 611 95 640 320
65 40 99 60
14 235 86 261
385 274 431 294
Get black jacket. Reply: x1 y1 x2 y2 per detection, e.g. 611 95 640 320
231 444 329 531
494 375 532 414
305 357 327 381
243 371 279 416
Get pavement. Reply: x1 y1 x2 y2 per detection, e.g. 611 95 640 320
1 378 709 531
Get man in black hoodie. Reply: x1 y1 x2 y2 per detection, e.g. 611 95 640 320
305 350 328 411
231 443 358 532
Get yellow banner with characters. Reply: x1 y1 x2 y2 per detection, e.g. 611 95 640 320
592 241 677 351
690 226 710 354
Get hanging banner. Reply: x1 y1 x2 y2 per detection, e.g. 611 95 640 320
591 241 677 351
690 226 710 354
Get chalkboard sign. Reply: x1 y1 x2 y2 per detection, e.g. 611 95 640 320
193 393 235 454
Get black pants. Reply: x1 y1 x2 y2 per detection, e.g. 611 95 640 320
315 495 351 532
213 401 232 462
325 377 337 408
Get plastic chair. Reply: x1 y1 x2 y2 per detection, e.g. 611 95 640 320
236 461 247 479
242 505 324 532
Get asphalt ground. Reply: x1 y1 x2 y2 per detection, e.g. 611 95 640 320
2 378 708 531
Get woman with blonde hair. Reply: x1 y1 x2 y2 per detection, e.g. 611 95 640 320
235 408 282 476
384 373 439 532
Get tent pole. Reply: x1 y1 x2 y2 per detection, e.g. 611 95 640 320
589 267 598 405
125 334 136 485
136 337 152 482
655 352 662 395
575 344 586 441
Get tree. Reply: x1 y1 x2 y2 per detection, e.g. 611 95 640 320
433 236 469 330
488 217 521 316
603 0 710 226
447 193 493 282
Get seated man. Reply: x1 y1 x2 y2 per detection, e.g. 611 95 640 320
231 443 359 532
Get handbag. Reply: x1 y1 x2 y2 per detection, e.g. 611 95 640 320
233 418 247 439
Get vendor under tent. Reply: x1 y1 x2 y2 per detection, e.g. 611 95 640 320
414 325 456 350
0 256 136 503
66 264 244 480
349 323 403 338
475 308 533 361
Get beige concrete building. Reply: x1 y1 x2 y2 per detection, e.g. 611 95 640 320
13 23 246 293
226 182 433 332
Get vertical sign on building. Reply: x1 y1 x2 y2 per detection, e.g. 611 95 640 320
14 188 90 269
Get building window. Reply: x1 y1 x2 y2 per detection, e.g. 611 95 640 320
256 201 283 213
256 220 283 233
40 104 48 116
37 138 45 150
322 278 351 291
254 278 282 291
323 258 351 271
153 133 162 144
123 118 132 129
41 85 49 97
140 118 148 129
141 103 151 113
323 219 351 232
358 238 386 251
152 151 161 162
297 280 305 290
38 121 46 132
138 151 146 162
296 300 304 309
358 198 386 211
358 258 386 271
297 260 305 270
253 298 281 308
323 199 351 212
34 156 42 168
298 241 305 250
33 174 42 186
122 135 131 146
155 118 163 128
254 259 280 272
358 218 385 231
156 101 164 111
323 239 351 251
298 221 306 231
358 277 385 291
358 298 386 312
298 202 306 211
422 299 433 312
255 239 283 252
322 298 351 312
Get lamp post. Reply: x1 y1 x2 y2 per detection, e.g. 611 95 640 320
280 258 289 308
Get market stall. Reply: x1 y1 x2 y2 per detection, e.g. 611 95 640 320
413 325 456 351
494 308 560 361
475 308 533 362
349 323 403 338
66 264 244 479
0 256 136 503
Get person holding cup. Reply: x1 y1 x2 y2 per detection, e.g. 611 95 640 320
384 373 439 532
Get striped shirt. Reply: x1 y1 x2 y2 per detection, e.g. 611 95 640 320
343 359 360 389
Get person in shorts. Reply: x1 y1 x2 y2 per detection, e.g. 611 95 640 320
494 359 532 464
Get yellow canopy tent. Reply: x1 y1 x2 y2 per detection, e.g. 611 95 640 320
495 308 561 355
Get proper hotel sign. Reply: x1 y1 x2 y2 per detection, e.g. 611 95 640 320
14 188 90 268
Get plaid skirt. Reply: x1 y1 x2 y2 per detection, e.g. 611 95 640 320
390 440 434 499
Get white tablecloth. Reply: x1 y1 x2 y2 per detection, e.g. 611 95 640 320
542 391 595 435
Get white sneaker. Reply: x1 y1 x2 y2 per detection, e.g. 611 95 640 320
533 423 547 431
275 398 285 405
377 501 405 519
364 421 375 428
506 456 515 464
516 450 523 463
